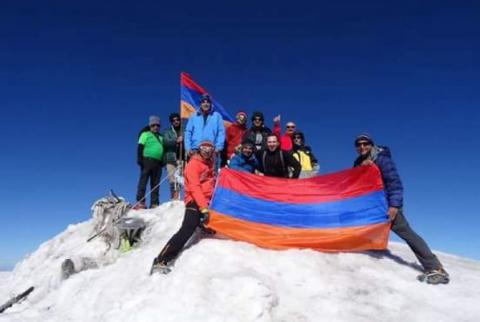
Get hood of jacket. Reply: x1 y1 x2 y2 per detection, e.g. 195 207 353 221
370 145 391 161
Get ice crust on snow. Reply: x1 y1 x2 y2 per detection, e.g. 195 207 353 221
1 201 479 322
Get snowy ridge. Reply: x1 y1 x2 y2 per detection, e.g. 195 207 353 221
1 201 479 322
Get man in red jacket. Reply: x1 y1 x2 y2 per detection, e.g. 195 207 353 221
223 111 248 164
150 140 215 274
272 114 296 151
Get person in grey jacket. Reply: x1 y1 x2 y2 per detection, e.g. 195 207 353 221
163 113 185 200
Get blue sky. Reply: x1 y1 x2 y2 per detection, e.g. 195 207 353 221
1 0 479 270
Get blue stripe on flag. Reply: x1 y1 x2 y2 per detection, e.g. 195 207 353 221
210 187 388 228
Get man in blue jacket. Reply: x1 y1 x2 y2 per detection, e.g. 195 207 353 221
353 133 449 285
184 94 225 160
228 138 258 173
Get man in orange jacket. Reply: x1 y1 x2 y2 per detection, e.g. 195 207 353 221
150 140 216 274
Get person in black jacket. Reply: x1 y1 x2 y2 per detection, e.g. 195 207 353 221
242 111 272 152
354 133 449 285
256 134 300 178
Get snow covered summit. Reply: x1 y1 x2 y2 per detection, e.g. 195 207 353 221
1 201 479 322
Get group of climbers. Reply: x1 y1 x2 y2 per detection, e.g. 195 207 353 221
135 93 449 285
135 93 319 208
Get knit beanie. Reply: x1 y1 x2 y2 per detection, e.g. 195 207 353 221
149 115 160 126
354 133 374 146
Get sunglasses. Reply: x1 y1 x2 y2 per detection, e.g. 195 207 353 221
253 118 262 121
293 136 302 140
150 124 160 128
356 142 371 147
171 118 180 122
286 125 296 129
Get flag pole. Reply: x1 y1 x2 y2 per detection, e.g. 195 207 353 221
178 73 185 198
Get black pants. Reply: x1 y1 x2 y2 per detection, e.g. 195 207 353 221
136 158 162 206
156 201 201 264
391 210 441 271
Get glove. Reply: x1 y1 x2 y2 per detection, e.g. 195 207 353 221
199 208 209 224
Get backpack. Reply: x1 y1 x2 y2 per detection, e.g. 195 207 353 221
90 192 145 251
138 125 150 138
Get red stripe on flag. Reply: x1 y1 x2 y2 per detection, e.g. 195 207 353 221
216 165 384 204
181 72 207 94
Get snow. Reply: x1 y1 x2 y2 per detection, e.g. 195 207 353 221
1 201 479 322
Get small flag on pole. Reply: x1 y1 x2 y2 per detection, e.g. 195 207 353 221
180 72 234 124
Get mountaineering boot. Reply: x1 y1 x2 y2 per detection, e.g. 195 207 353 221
150 257 171 275
200 225 216 235
133 202 146 210
417 267 450 285
150 204 159 209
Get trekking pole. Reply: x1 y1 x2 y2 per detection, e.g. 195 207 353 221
0 286 34 314
130 174 169 210
177 102 187 199
110 189 121 202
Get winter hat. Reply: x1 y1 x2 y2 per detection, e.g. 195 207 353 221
292 131 305 142
199 140 214 149
199 93 211 103
149 115 160 126
354 133 374 146
169 112 180 122
251 111 264 121
236 111 247 125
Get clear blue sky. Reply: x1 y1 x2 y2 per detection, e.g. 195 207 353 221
1 0 479 270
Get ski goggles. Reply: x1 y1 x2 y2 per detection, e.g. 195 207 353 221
199 145 214 153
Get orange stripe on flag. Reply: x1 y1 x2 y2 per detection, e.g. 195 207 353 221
207 210 390 251
180 101 196 119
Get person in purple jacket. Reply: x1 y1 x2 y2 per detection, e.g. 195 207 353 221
353 133 449 285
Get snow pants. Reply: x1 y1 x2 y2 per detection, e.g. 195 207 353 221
391 209 442 271
156 201 201 264
136 157 162 206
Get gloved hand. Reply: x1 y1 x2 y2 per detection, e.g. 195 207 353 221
199 208 209 224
